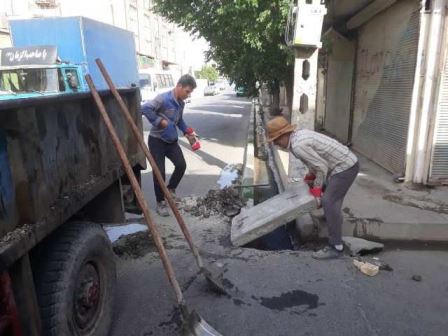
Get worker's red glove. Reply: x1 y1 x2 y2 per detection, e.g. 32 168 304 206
309 187 322 198
185 127 195 136
304 173 316 182
304 173 316 186
304 173 316 187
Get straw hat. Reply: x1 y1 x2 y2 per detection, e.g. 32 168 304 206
266 116 296 142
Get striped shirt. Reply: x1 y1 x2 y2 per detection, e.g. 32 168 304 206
289 129 358 187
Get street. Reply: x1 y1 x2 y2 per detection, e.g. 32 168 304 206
140 90 252 206
109 92 448 336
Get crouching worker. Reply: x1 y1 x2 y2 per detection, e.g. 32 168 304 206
266 116 359 260
142 74 197 217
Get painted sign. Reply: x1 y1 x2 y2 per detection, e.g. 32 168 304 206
0 45 58 66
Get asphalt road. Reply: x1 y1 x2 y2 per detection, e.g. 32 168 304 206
140 90 252 206
110 91 448 336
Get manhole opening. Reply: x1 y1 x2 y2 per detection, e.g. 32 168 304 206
242 221 297 251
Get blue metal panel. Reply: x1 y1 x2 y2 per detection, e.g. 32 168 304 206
9 17 139 90
81 17 139 90
10 17 85 67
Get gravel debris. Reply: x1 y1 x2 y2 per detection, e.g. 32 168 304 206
182 187 246 218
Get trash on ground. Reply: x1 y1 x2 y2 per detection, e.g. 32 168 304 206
104 223 148 242
342 236 384 256
353 259 380 277
411 275 422 282
217 164 243 189
359 257 393 272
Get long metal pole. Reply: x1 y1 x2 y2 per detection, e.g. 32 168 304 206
85 74 184 304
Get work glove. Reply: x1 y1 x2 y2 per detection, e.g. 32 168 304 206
304 173 316 182
304 173 316 187
185 127 197 136
309 186 322 198
309 186 323 208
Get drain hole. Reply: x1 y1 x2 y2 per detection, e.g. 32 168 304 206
243 222 296 251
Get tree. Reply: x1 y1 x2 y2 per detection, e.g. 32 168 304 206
153 0 294 108
197 65 219 82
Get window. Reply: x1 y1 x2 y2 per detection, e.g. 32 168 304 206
64 68 80 91
139 74 152 88
0 67 60 93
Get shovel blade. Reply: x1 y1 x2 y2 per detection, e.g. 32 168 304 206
202 268 228 296
182 310 222 336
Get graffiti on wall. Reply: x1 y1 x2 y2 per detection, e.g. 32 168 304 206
353 9 420 174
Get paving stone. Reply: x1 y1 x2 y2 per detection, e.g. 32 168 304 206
342 236 384 255
231 183 317 247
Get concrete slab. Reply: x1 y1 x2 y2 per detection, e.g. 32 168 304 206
342 236 384 255
231 183 317 246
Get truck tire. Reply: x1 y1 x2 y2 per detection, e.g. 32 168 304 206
33 221 116 336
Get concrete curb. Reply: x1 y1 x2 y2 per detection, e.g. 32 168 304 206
316 218 448 242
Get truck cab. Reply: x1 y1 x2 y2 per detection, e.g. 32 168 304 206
0 46 86 100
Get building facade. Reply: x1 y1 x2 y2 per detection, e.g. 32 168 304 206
0 0 206 75
290 0 447 185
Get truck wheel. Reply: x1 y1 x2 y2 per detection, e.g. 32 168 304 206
33 221 116 336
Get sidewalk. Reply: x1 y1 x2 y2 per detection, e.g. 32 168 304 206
328 153 448 242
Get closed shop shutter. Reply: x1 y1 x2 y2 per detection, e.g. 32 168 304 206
351 1 419 174
430 47 448 182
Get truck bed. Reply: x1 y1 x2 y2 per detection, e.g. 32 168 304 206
0 89 145 270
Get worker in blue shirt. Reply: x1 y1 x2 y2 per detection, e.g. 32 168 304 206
142 74 197 216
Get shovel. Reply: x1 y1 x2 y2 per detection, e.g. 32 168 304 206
85 74 222 336
95 58 227 295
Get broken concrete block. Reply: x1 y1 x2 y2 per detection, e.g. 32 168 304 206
353 259 379 277
342 236 384 256
231 183 317 247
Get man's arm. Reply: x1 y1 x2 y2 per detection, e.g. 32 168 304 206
141 96 165 127
296 144 328 187
177 107 189 134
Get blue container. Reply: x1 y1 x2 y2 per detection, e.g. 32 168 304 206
9 17 139 90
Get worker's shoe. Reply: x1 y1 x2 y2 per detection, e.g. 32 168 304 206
312 245 343 260
168 188 181 203
156 201 169 217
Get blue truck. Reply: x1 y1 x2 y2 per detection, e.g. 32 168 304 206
0 17 145 336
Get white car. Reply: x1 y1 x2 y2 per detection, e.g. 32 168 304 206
204 85 218 96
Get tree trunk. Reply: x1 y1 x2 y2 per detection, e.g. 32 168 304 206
270 80 281 116
285 66 294 118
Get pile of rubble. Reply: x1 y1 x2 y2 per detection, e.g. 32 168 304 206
112 231 155 259
181 187 246 218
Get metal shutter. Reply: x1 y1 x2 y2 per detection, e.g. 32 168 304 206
352 4 419 174
430 48 448 182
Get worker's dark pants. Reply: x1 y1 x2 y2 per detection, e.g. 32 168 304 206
148 136 186 203
321 162 359 246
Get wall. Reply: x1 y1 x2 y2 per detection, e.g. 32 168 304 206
323 28 355 143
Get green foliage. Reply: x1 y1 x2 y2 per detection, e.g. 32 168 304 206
153 0 294 96
197 65 219 82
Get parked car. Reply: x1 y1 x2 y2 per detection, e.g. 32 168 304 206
236 85 248 97
204 85 218 96
215 79 228 91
